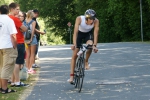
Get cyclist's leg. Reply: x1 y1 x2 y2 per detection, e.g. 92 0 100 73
68 48 79 82
85 33 93 70
68 31 83 83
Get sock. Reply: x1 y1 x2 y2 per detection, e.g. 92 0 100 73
15 82 20 85
11 83 15 85
28 68 33 71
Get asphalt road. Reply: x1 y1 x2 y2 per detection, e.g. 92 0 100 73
25 42 150 100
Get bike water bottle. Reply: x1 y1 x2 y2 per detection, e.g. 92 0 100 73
77 50 83 56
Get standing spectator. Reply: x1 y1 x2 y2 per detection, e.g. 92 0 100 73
20 12 26 22
16 11 26 22
0 5 17 93
25 10 37 74
16 11 29 81
32 9 45 68
9 2 28 87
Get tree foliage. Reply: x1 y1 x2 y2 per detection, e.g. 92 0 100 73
0 0 10 5
12 0 150 43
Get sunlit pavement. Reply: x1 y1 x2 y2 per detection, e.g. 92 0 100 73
25 42 150 100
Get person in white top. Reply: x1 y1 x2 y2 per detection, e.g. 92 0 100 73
68 9 99 83
0 5 17 94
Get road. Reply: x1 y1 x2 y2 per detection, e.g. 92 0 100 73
25 42 150 100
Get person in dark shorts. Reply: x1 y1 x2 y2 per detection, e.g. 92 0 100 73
9 3 29 87
68 9 99 83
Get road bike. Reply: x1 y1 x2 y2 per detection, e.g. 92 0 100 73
73 44 92 92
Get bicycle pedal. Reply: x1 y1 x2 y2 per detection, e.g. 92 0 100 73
70 82 75 85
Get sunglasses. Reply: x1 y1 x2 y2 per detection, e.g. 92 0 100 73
89 17 95 20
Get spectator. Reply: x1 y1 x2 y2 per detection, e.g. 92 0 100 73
0 4 17 94
18 11 27 66
16 11 26 22
24 10 37 74
32 9 45 68
17 11 29 81
20 12 26 22
9 3 28 87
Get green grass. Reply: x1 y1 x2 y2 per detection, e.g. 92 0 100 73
0 88 24 100
0 69 39 100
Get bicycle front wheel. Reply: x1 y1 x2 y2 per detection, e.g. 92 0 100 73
74 58 80 88
77 59 84 92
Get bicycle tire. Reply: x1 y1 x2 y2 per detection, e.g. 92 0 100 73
74 71 78 88
74 57 81 88
77 58 85 92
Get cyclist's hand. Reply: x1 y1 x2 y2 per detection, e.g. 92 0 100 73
71 45 76 50
93 46 98 53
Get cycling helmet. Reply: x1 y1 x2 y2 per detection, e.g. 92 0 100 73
85 9 96 20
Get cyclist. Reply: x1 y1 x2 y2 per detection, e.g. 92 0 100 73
68 9 99 83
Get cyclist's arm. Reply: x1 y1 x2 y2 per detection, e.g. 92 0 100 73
73 16 81 46
93 19 99 46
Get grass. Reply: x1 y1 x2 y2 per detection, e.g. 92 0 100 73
0 68 39 100
0 87 25 100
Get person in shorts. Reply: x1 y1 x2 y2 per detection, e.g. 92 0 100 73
9 2 28 87
0 5 17 94
24 10 37 74
32 9 45 68
68 9 99 83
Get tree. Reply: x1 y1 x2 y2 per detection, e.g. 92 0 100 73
14 0 150 43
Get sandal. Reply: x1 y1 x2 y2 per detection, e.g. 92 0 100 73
1 88 17 94
67 74 74 85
